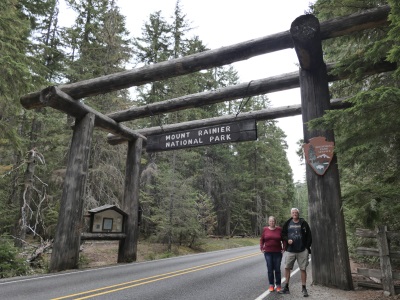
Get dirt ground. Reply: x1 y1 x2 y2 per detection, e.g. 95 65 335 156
79 241 399 300
79 240 180 266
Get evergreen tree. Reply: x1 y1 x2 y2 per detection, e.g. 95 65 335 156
229 96 294 235
310 1 400 236
0 0 32 234
63 0 133 211
0 0 68 246
132 3 227 242
15 0 69 246
0 235 30 278
133 2 296 239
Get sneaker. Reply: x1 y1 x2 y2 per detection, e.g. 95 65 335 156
302 287 309 297
278 285 290 294
276 286 281 292
268 285 274 292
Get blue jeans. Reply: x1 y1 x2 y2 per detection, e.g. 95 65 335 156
264 252 282 286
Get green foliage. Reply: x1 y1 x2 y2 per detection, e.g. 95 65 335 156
0 0 36 152
0 201 18 234
0 0 296 259
311 0 400 243
147 157 204 248
78 253 90 269
132 4 295 238
0 235 30 278
382 0 400 77
0 0 72 245
291 182 309 223
61 0 134 216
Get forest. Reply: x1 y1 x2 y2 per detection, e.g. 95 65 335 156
0 0 399 277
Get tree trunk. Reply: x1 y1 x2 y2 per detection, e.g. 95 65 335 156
14 112 43 247
14 149 36 247
225 194 231 236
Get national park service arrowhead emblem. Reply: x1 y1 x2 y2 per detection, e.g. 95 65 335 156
303 137 334 176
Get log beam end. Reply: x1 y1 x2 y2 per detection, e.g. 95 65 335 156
291 14 324 70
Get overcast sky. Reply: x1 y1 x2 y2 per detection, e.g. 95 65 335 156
61 0 316 182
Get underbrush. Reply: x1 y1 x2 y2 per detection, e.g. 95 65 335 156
0 235 31 278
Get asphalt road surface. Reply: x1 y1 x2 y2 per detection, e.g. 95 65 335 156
0 245 303 300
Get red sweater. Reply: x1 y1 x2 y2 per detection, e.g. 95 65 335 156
260 226 283 252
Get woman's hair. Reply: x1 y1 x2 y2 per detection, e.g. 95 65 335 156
268 216 277 223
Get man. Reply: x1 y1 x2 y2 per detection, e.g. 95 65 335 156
279 208 312 297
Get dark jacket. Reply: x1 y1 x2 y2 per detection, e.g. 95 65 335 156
281 217 312 253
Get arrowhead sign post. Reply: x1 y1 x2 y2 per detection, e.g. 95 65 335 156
146 120 257 152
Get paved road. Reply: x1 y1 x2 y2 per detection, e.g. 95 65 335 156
0 245 304 300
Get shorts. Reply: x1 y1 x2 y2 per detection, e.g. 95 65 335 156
284 249 309 270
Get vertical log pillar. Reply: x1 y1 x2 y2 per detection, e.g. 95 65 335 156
49 113 95 272
290 15 353 290
118 138 142 262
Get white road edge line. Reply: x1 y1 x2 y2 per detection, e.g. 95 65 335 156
254 258 311 300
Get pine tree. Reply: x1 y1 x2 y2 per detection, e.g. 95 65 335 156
62 0 134 212
311 0 400 233
15 0 69 246
0 1 31 227
228 96 294 235
133 1 296 239
0 0 68 246
132 3 225 242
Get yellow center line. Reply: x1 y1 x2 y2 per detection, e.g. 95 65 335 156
52 252 259 300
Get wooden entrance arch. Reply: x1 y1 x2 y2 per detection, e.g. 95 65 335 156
20 5 393 290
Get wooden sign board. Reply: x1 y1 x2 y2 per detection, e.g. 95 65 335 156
146 120 257 152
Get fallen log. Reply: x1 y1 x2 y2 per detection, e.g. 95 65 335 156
27 239 53 263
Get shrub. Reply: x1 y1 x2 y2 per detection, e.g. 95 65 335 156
0 235 30 278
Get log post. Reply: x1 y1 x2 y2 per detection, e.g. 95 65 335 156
377 225 395 295
290 15 353 290
49 113 95 272
118 138 142 262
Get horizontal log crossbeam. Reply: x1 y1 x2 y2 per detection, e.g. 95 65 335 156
18 6 395 145
20 5 390 110
107 60 395 122
107 98 350 145
41 87 146 141
106 59 395 144
19 6 392 143
107 71 300 122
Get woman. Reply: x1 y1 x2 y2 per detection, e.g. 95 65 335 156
260 216 284 292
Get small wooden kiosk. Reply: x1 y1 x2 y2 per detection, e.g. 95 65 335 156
81 204 127 240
